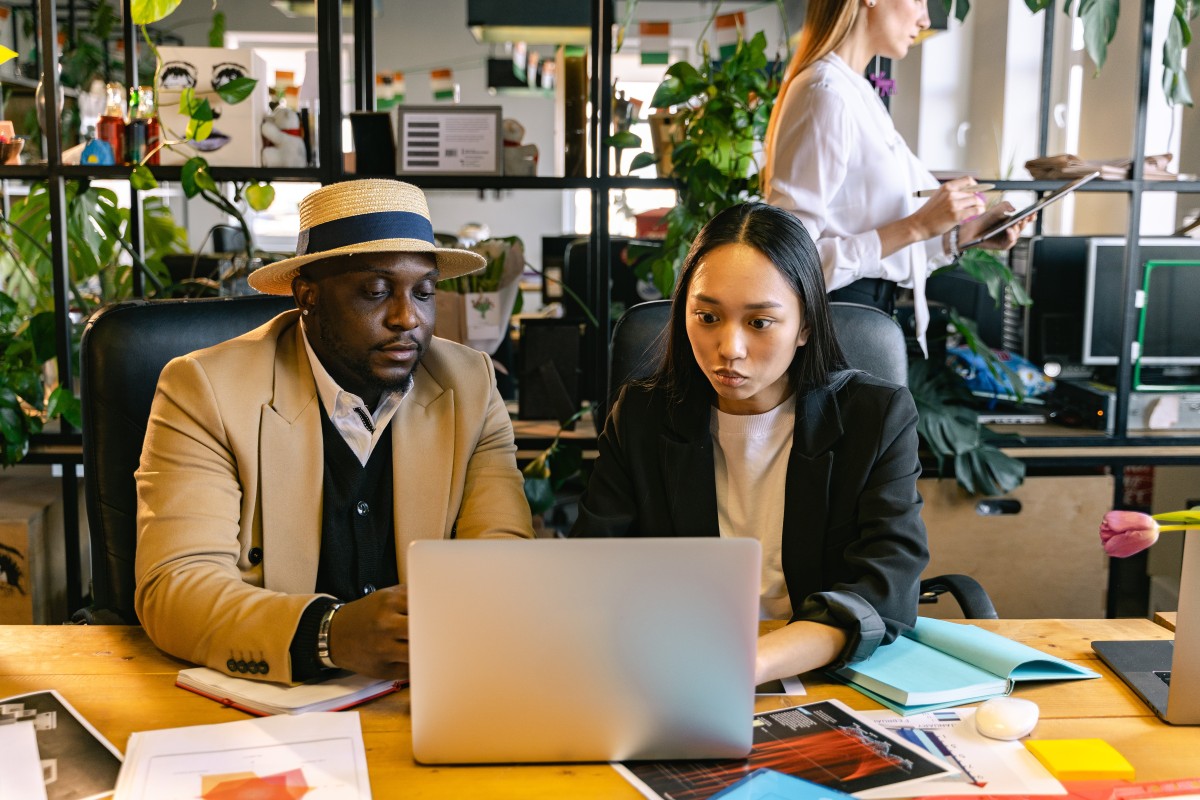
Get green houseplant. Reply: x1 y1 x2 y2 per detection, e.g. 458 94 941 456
630 30 780 300
0 181 187 466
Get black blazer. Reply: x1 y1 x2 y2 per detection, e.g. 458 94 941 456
571 370 929 665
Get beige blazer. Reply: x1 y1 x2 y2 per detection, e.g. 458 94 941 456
135 310 533 680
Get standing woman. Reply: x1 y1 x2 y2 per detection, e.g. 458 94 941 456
762 0 1028 351
572 204 929 685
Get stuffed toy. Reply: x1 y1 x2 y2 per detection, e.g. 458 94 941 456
502 118 537 176
261 105 307 168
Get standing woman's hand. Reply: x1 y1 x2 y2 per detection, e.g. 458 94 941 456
957 201 1036 252
910 177 988 239
877 177 986 259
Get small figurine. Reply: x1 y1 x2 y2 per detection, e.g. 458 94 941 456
502 118 537 177
261 105 307 168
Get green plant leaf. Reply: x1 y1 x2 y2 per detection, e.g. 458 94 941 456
523 475 557 516
46 386 82 428
130 0 180 25
1153 509 1200 524
650 77 694 108
605 131 642 149
214 76 258 105
245 183 276 211
1025 0 1053 11
629 151 657 171
1078 0 1120 73
1163 4 1195 107
130 164 159 190
186 116 214 142
208 10 227 48
962 445 1026 496
28 311 57 364
179 158 212 198
179 88 205 118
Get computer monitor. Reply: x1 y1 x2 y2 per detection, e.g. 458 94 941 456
1093 530 1200 724
1083 237 1200 367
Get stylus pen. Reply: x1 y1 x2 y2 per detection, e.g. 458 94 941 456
913 183 995 197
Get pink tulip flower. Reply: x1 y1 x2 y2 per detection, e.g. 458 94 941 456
1099 510 1160 558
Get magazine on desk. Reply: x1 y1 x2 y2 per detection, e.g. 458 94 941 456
177 667 404 716
615 699 956 800
0 689 123 800
834 618 1099 715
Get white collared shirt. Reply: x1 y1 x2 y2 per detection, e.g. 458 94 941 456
765 53 952 351
302 323 407 466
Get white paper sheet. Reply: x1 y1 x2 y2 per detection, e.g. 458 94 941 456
113 711 371 800
855 708 1066 798
0 720 49 800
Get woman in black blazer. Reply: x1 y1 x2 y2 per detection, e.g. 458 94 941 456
571 203 929 684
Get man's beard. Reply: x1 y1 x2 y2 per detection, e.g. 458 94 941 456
317 326 423 396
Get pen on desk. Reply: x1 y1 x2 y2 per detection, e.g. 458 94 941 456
913 183 995 197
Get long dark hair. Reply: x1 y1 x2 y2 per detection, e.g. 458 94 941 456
763 0 860 193
651 202 846 406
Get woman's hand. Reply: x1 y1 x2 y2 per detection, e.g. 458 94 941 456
909 177 987 240
878 177 986 259
958 200 1035 252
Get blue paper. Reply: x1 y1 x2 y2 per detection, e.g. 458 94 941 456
710 769 858 800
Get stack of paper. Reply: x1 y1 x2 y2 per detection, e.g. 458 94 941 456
858 708 1065 798
114 712 372 799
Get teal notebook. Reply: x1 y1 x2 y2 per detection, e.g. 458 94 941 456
834 617 1099 714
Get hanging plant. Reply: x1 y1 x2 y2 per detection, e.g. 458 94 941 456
946 0 1198 106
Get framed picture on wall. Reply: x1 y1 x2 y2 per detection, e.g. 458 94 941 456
395 105 502 176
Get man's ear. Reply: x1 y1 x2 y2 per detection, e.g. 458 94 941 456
292 274 317 314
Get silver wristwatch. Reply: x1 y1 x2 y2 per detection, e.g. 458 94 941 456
316 602 344 669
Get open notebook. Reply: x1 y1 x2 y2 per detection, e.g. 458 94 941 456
835 617 1099 714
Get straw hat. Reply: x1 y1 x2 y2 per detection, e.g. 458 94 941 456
247 179 486 295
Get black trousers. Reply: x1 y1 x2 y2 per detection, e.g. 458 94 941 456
828 277 896 314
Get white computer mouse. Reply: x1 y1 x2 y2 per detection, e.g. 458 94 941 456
974 696 1039 740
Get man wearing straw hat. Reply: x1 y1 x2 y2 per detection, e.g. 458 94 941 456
135 180 534 684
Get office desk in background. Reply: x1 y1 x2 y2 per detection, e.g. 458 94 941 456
0 619 1196 798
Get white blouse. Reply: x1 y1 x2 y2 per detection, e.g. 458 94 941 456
764 53 952 352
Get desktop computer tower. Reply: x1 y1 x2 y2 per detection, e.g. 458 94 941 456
1007 235 1095 374
538 235 663 404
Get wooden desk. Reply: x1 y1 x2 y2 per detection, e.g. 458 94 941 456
1155 611 1178 631
1 619 1196 796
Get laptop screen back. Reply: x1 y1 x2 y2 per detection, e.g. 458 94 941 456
407 537 761 763
1094 530 1200 724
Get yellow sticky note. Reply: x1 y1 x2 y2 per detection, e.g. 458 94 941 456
0 45 16 66
1024 739 1135 781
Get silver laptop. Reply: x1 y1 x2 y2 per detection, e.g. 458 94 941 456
407 537 761 763
1093 530 1200 724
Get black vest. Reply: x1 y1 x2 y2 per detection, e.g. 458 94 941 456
315 407 399 601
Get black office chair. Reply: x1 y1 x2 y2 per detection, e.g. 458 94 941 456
607 299 998 620
77 295 294 624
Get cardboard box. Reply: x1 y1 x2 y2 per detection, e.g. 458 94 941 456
0 477 75 624
919 475 1113 619
156 46 267 167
